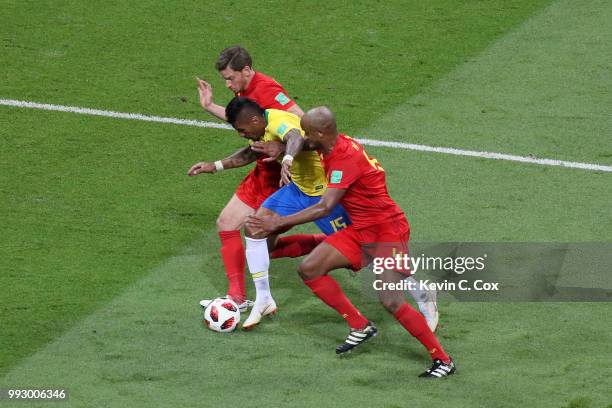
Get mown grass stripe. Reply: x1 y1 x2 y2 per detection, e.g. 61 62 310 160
2 98 610 173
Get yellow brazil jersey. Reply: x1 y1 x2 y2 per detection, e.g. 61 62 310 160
257 109 327 196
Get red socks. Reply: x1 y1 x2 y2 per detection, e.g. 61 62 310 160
218 232 326 302
394 303 449 362
270 234 326 259
218 230 245 303
303 275 368 329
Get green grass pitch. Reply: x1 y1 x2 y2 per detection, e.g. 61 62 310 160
1 0 611 407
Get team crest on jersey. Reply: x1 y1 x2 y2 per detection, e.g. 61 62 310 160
330 170 343 183
275 92 290 106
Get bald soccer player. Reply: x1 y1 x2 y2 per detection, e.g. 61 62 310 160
247 107 454 378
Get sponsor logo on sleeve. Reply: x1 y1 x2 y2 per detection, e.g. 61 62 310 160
276 123 288 135
330 170 343 184
275 92 291 106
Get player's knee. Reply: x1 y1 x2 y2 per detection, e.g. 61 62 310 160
380 298 404 314
216 213 233 231
216 211 242 231
297 257 320 280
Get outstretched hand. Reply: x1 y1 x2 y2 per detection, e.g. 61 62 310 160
187 162 216 176
195 77 214 109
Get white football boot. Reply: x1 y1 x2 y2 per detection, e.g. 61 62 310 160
241 298 277 331
199 296 253 313
417 291 439 332
405 276 439 332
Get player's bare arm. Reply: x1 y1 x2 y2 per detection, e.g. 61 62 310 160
287 104 304 118
246 188 346 236
187 146 258 176
222 145 259 169
279 129 305 186
196 77 227 121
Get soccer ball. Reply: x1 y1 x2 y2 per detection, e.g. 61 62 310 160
203 297 240 332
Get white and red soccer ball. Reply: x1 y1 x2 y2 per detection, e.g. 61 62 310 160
203 298 240 332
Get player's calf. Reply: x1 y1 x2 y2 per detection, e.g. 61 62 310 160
297 254 326 280
379 297 405 314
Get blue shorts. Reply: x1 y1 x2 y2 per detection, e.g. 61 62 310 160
261 182 351 236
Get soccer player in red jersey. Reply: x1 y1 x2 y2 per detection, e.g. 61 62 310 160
247 107 455 378
191 46 322 311
197 47 304 120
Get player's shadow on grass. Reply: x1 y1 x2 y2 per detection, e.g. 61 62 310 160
288 309 349 342
288 305 429 363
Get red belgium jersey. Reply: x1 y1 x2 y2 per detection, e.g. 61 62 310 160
321 134 405 229
237 71 296 110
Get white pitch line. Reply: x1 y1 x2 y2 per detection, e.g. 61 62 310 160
356 138 612 173
0 98 233 130
2 98 611 173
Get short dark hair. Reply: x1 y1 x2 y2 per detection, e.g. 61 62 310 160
225 97 264 126
215 46 253 71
